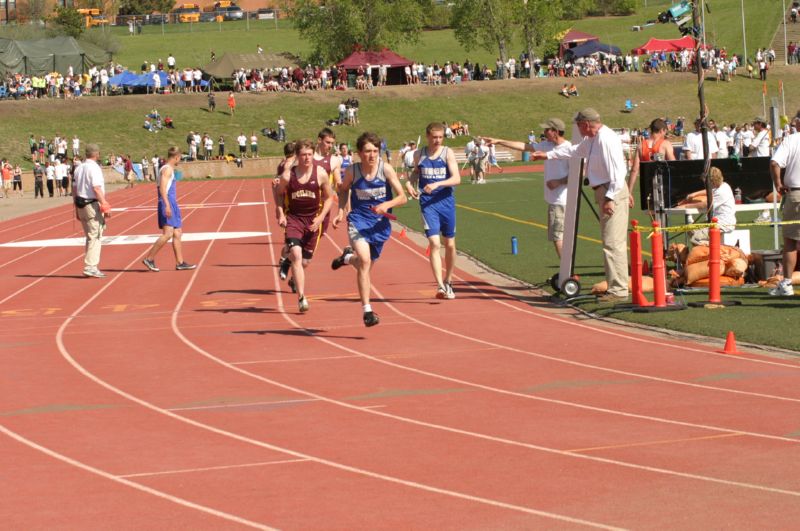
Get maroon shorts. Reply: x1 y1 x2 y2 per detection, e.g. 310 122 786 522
285 214 322 259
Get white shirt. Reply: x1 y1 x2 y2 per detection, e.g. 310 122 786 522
771 132 800 187
237 135 247 147
548 125 627 200
278 119 285 129
45 165 55 180
73 159 104 199
741 129 754 147
532 140 571 206
752 129 770 157
167 56 175 67
714 130 729 151
683 131 719 160
403 149 416 168
711 182 736 232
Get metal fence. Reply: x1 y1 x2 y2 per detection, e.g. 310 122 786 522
93 10 282 36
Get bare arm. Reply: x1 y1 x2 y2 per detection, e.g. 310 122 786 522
333 165 354 229
374 164 407 215
771 160 786 192
482 137 533 153
312 167 334 232
405 149 421 199
274 174 290 225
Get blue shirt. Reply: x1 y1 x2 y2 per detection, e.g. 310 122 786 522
417 146 453 208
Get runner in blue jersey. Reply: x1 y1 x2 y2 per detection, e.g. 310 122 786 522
142 146 196 272
405 122 462 299
331 131 407 327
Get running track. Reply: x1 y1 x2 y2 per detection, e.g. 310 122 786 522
3 179 800 529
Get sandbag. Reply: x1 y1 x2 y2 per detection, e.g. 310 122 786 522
685 260 726 285
690 276 745 287
686 245 710 265
724 258 748 278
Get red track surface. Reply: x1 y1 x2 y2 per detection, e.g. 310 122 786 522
3 179 800 529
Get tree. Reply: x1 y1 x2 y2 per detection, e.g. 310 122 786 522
451 0 516 68
517 0 563 77
118 0 175 15
292 0 426 65
51 7 85 38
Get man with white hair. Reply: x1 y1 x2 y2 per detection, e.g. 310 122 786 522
73 144 110 278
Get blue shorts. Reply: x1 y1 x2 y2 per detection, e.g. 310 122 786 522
421 199 456 238
348 217 390 261
157 198 182 229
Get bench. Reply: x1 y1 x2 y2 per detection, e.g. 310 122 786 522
454 149 515 164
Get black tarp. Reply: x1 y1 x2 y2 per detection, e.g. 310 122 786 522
564 41 622 58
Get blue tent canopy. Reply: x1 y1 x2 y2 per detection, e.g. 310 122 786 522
108 70 139 86
565 41 621 58
131 70 169 87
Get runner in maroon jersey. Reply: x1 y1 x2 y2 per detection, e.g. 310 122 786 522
273 142 296 283
314 127 343 233
275 139 334 313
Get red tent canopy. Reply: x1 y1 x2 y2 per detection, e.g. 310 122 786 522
632 36 698 55
337 49 413 68
559 29 599 57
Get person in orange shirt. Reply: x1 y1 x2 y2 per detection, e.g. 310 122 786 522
1 161 11 199
227 92 236 115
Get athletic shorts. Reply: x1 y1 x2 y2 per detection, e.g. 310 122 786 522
2 180 11 190
547 204 565 242
348 221 389 261
285 214 322 259
421 199 456 239
783 190 800 240
239 145 246 153
157 198 182 229
30 146 36 154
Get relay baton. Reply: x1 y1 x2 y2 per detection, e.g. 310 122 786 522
371 206 397 220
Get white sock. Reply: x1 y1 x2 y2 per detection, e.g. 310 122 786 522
344 253 353 265
363 304 372 313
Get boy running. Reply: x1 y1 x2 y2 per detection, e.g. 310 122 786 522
406 122 462 299
142 146 196 272
275 140 334 313
331 132 407 327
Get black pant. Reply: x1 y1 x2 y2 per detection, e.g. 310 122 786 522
46 180 53 197
35 180 43 197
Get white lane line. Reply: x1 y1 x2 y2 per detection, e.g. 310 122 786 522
52 181 622 530
231 355 360 365
0 424 274 530
161 186 800 510
391 234 800 370
168 398 320 411
119 459 309 478
0 231 270 248
387 236 800 399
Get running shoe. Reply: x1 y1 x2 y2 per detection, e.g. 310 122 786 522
83 268 106 278
298 296 309 313
768 280 794 297
436 285 448 299
279 257 291 280
444 282 456 300
142 258 160 272
175 262 197 271
288 277 297 293
331 246 354 270
363 310 380 327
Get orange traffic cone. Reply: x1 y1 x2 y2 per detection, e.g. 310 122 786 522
399 227 407 239
642 259 651 276
720 331 741 355
425 244 431 257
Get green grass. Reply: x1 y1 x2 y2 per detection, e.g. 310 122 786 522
393 172 800 353
93 0 784 70
1 69 795 169
569 0 783 58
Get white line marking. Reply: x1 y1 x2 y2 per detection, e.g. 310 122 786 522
231 355 360 365
0 231 270 248
119 459 309 478
168 398 320 411
0 424 274 530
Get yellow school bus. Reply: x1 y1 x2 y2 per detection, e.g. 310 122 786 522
172 3 201 23
77 8 108 28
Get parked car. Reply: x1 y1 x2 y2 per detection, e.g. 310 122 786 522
256 8 276 19
219 6 244 20
200 11 218 22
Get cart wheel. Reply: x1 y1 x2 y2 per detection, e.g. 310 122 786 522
561 278 581 297
549 274 560 292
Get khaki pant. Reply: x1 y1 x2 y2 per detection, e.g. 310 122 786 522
78 202 105 269
594 186 630 297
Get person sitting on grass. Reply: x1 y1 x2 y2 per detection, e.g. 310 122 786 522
560 84 570 98
568 83 579 96
679 167 736 245
164 116 174 129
